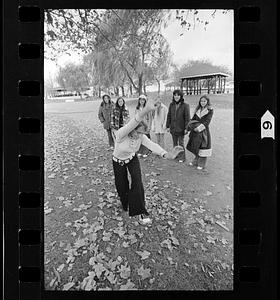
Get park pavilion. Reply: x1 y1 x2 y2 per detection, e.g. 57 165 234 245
181 72 229 95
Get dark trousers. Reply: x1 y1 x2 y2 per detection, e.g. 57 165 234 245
171 134 185 161
112 155 148 217
106 128 114 147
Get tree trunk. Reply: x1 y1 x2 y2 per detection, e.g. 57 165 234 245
156 78 161 94
98 86 101 98
121 86 125 97
143 84 147 94
138 73 143 95
129 84 133 96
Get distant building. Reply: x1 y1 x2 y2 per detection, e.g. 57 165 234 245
181 73 230 95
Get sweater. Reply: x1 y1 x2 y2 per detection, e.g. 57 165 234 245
113 115 167 160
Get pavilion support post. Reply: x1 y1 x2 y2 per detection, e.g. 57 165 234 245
191 80 194 95
214 76 217 94
193 80 195 95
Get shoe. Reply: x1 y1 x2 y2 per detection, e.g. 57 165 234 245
143 154 148 158
197 166 203 170
189 162 193 166
139 214 152 225
178 160 184 163
138 153 142 157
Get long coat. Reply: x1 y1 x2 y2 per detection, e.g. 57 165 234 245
98 102 114 130
111 106 130 130
186 108 213 157
166 100 190 136
151 103 168 134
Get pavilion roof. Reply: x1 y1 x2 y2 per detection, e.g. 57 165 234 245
181 72 229 80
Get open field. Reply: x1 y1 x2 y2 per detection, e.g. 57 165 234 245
44 93 233 290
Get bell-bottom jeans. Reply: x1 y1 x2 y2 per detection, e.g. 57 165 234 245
112 155 149 217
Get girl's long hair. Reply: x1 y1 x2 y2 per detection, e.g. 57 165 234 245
101 94 112 106
115 97 126 110
172 89 184 103
128 121 148 138
193 95 212 115
136 96 147 110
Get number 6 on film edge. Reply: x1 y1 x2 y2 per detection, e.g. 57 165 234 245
261 110 275 139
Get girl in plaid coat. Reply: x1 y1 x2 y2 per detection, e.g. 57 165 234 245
111 97 130 130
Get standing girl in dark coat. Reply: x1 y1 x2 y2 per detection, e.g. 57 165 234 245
166 90 190 162
111 97 130 130
186 95 214 169
98 94 115 149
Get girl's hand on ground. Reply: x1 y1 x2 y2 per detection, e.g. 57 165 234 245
164 146 184 160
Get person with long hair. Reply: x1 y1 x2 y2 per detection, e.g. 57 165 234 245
186 95 214 169
135 94 153 157
112 98 184 225
166 90 190 162
151 97 168 149
98 94 115 149
111 97 130 130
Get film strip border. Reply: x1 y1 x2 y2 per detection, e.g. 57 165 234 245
3 1 276 299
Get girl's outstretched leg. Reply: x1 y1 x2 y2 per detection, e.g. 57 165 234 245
127 156 148 217
112 160 129 211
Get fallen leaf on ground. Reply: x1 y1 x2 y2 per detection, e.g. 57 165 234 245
62 282 75 290
136 250 151 260
119 280 137 290
57 264 65 272
119 264 131 279
137 265 151 280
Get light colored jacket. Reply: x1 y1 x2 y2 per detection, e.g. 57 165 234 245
151 103 168 134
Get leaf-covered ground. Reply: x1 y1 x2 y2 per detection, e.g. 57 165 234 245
44 95 233 290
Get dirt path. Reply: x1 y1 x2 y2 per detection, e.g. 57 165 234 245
44 100 233 290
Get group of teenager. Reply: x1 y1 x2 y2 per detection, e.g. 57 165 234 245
98 90 213 225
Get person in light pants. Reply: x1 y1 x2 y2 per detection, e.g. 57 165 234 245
151 98 168 149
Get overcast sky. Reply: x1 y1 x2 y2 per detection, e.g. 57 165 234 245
44 9 233 80
162 10 234 70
